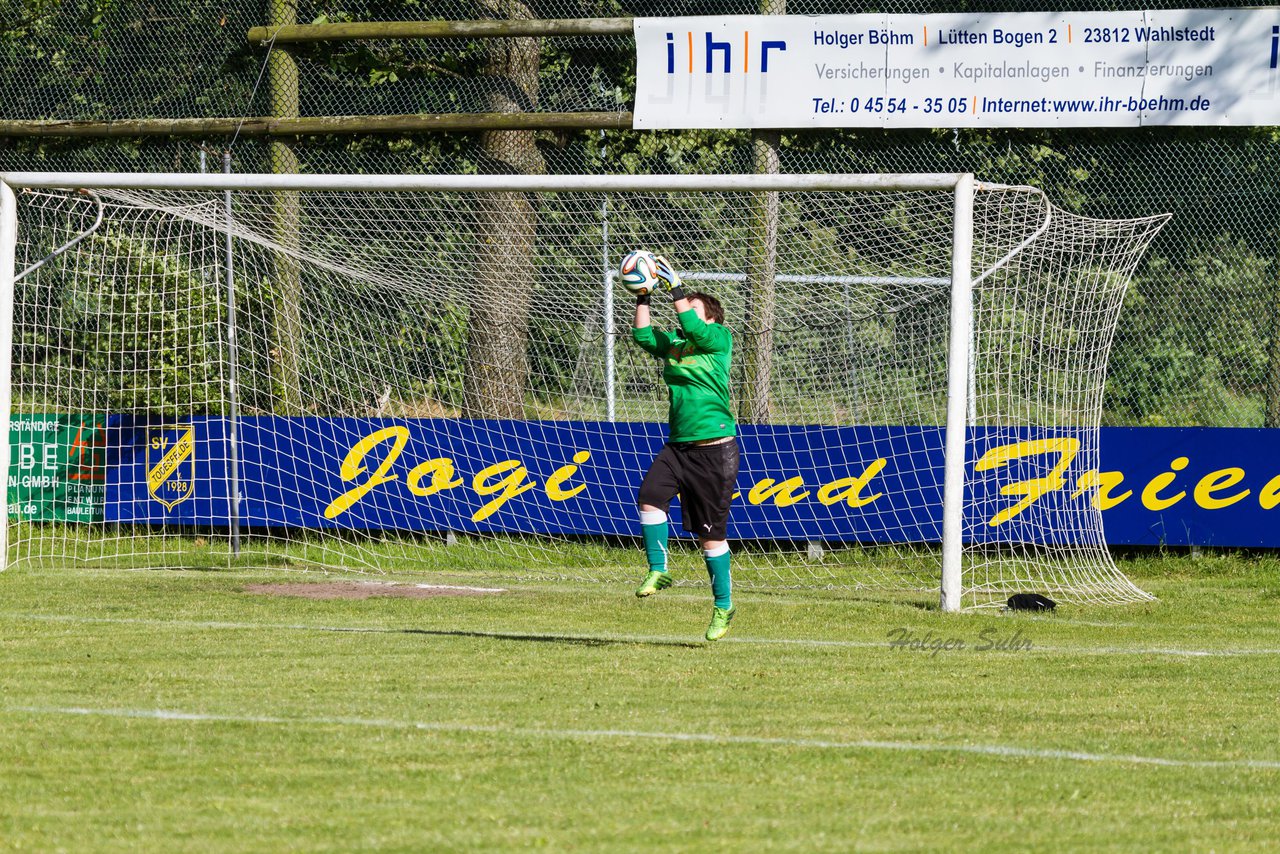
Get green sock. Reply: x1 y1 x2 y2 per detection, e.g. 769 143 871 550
704 545 732 609
640 510 669 574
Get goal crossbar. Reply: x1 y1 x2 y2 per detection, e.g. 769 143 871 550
0 172 968 194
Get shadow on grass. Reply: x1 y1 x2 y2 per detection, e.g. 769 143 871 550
400 627 703 649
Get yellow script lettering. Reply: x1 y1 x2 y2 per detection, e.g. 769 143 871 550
1141 456 1188 511
323 426 410 519
1260 474 1280 510
545 451 591 502
817 459 887 508
1193 467 1249 510
472 460 536 522
748 476 811 507
406 457 463 497
974 437 1079 526
1071 470 1132 510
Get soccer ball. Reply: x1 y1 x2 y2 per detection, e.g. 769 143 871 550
618 249 661 296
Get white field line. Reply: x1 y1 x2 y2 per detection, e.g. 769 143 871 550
351 581 510 593
3 611 1280 658
344 581 508 593
255 580 510 593
7 704 1280 771
412 584 507 593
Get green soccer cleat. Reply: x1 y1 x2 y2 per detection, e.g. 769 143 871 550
705 606 736 641
635 570 673 598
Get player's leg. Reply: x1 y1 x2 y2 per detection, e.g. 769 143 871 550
700 535 735 640
635 445 681 597
682 440 740 640
700 538 732 608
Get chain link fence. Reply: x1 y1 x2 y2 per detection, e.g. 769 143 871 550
2 0 1277 427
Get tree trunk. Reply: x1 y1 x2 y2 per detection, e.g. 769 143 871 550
1265 240 1280 427
462 0 545 419
266 0 303 414
739 132 781 424
738 0 784 424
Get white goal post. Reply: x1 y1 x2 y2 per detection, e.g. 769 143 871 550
0 171 1169 610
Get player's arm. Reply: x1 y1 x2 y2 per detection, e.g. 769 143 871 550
633 291 652 331
677 306 730 353
653 256 729 353
632 294 672 356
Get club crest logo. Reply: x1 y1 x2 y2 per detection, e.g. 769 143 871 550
147 424 195 511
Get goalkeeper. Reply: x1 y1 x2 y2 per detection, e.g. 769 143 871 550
630 255 740 641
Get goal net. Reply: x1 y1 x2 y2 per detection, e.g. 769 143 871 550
0 173 1168 609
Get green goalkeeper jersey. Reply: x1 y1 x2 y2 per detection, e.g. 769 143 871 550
632 308 737 443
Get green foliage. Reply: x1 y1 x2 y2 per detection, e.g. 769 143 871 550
1107 237 1277 426
15 228 224 415
0 0 257 121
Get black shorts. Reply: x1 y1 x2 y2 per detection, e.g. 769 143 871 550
637 439 740 541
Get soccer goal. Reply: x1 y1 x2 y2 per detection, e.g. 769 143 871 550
0 172 1169 610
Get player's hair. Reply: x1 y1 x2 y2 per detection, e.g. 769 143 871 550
687 291 724 324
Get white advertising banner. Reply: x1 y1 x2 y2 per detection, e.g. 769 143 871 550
633 9 1280 128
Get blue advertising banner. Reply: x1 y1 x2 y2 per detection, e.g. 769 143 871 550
1087 428 1280 548
105 418 946 543
11 416 1280 547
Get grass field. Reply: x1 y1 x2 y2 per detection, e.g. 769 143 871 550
3 550 1279 851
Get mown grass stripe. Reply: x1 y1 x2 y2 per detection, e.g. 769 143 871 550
9 704 1280 770
3 611 1280 658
